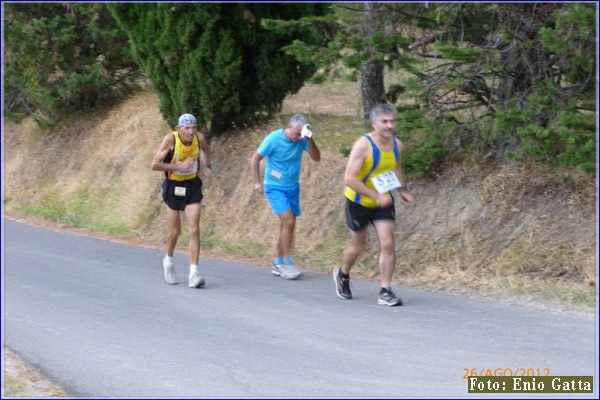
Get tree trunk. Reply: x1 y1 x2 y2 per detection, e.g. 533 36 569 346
360 2 385 128
361 58 384 128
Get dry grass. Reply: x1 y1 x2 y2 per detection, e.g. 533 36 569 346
282 80 362 117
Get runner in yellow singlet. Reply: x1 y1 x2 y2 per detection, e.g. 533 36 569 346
151 113 212 288
334 103 414 306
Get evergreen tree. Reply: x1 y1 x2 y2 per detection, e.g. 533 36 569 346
3 3 141 127
273 3 596 174
108 3 330 134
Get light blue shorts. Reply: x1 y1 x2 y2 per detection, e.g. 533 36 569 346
264 184 301 216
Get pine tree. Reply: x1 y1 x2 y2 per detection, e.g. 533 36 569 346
3 3 141 127
272 3 596 174
108 3 330 134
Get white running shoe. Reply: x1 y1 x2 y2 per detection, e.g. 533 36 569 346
163 256 177 285
271 263 303 280
188 270 206 288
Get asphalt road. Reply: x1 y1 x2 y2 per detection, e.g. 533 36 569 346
2 219 597 398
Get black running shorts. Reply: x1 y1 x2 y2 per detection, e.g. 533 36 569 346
345 198 395 231
162 177 203 211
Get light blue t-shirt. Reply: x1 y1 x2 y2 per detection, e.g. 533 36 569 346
257 128 309 187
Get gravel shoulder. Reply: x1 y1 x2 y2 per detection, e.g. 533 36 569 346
2 348 68 398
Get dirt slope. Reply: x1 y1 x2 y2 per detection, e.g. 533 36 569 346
2 87 597 304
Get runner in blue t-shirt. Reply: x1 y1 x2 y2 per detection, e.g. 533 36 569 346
251 114 321 279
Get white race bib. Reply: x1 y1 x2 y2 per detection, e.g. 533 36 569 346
174 186 187 197
371 171 402 194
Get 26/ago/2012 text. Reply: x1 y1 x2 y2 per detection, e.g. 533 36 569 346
463 367 551 379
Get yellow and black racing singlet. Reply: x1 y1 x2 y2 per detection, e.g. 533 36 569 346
167 131 199 182
344 134 399 208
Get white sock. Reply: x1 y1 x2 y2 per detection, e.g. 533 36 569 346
165 254 173 263
190 264 199 274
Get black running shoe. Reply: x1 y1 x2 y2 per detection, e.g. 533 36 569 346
333 268 352 299
378 287 402 306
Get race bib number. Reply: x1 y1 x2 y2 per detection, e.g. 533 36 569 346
372 171 402 194
175 160 198 176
